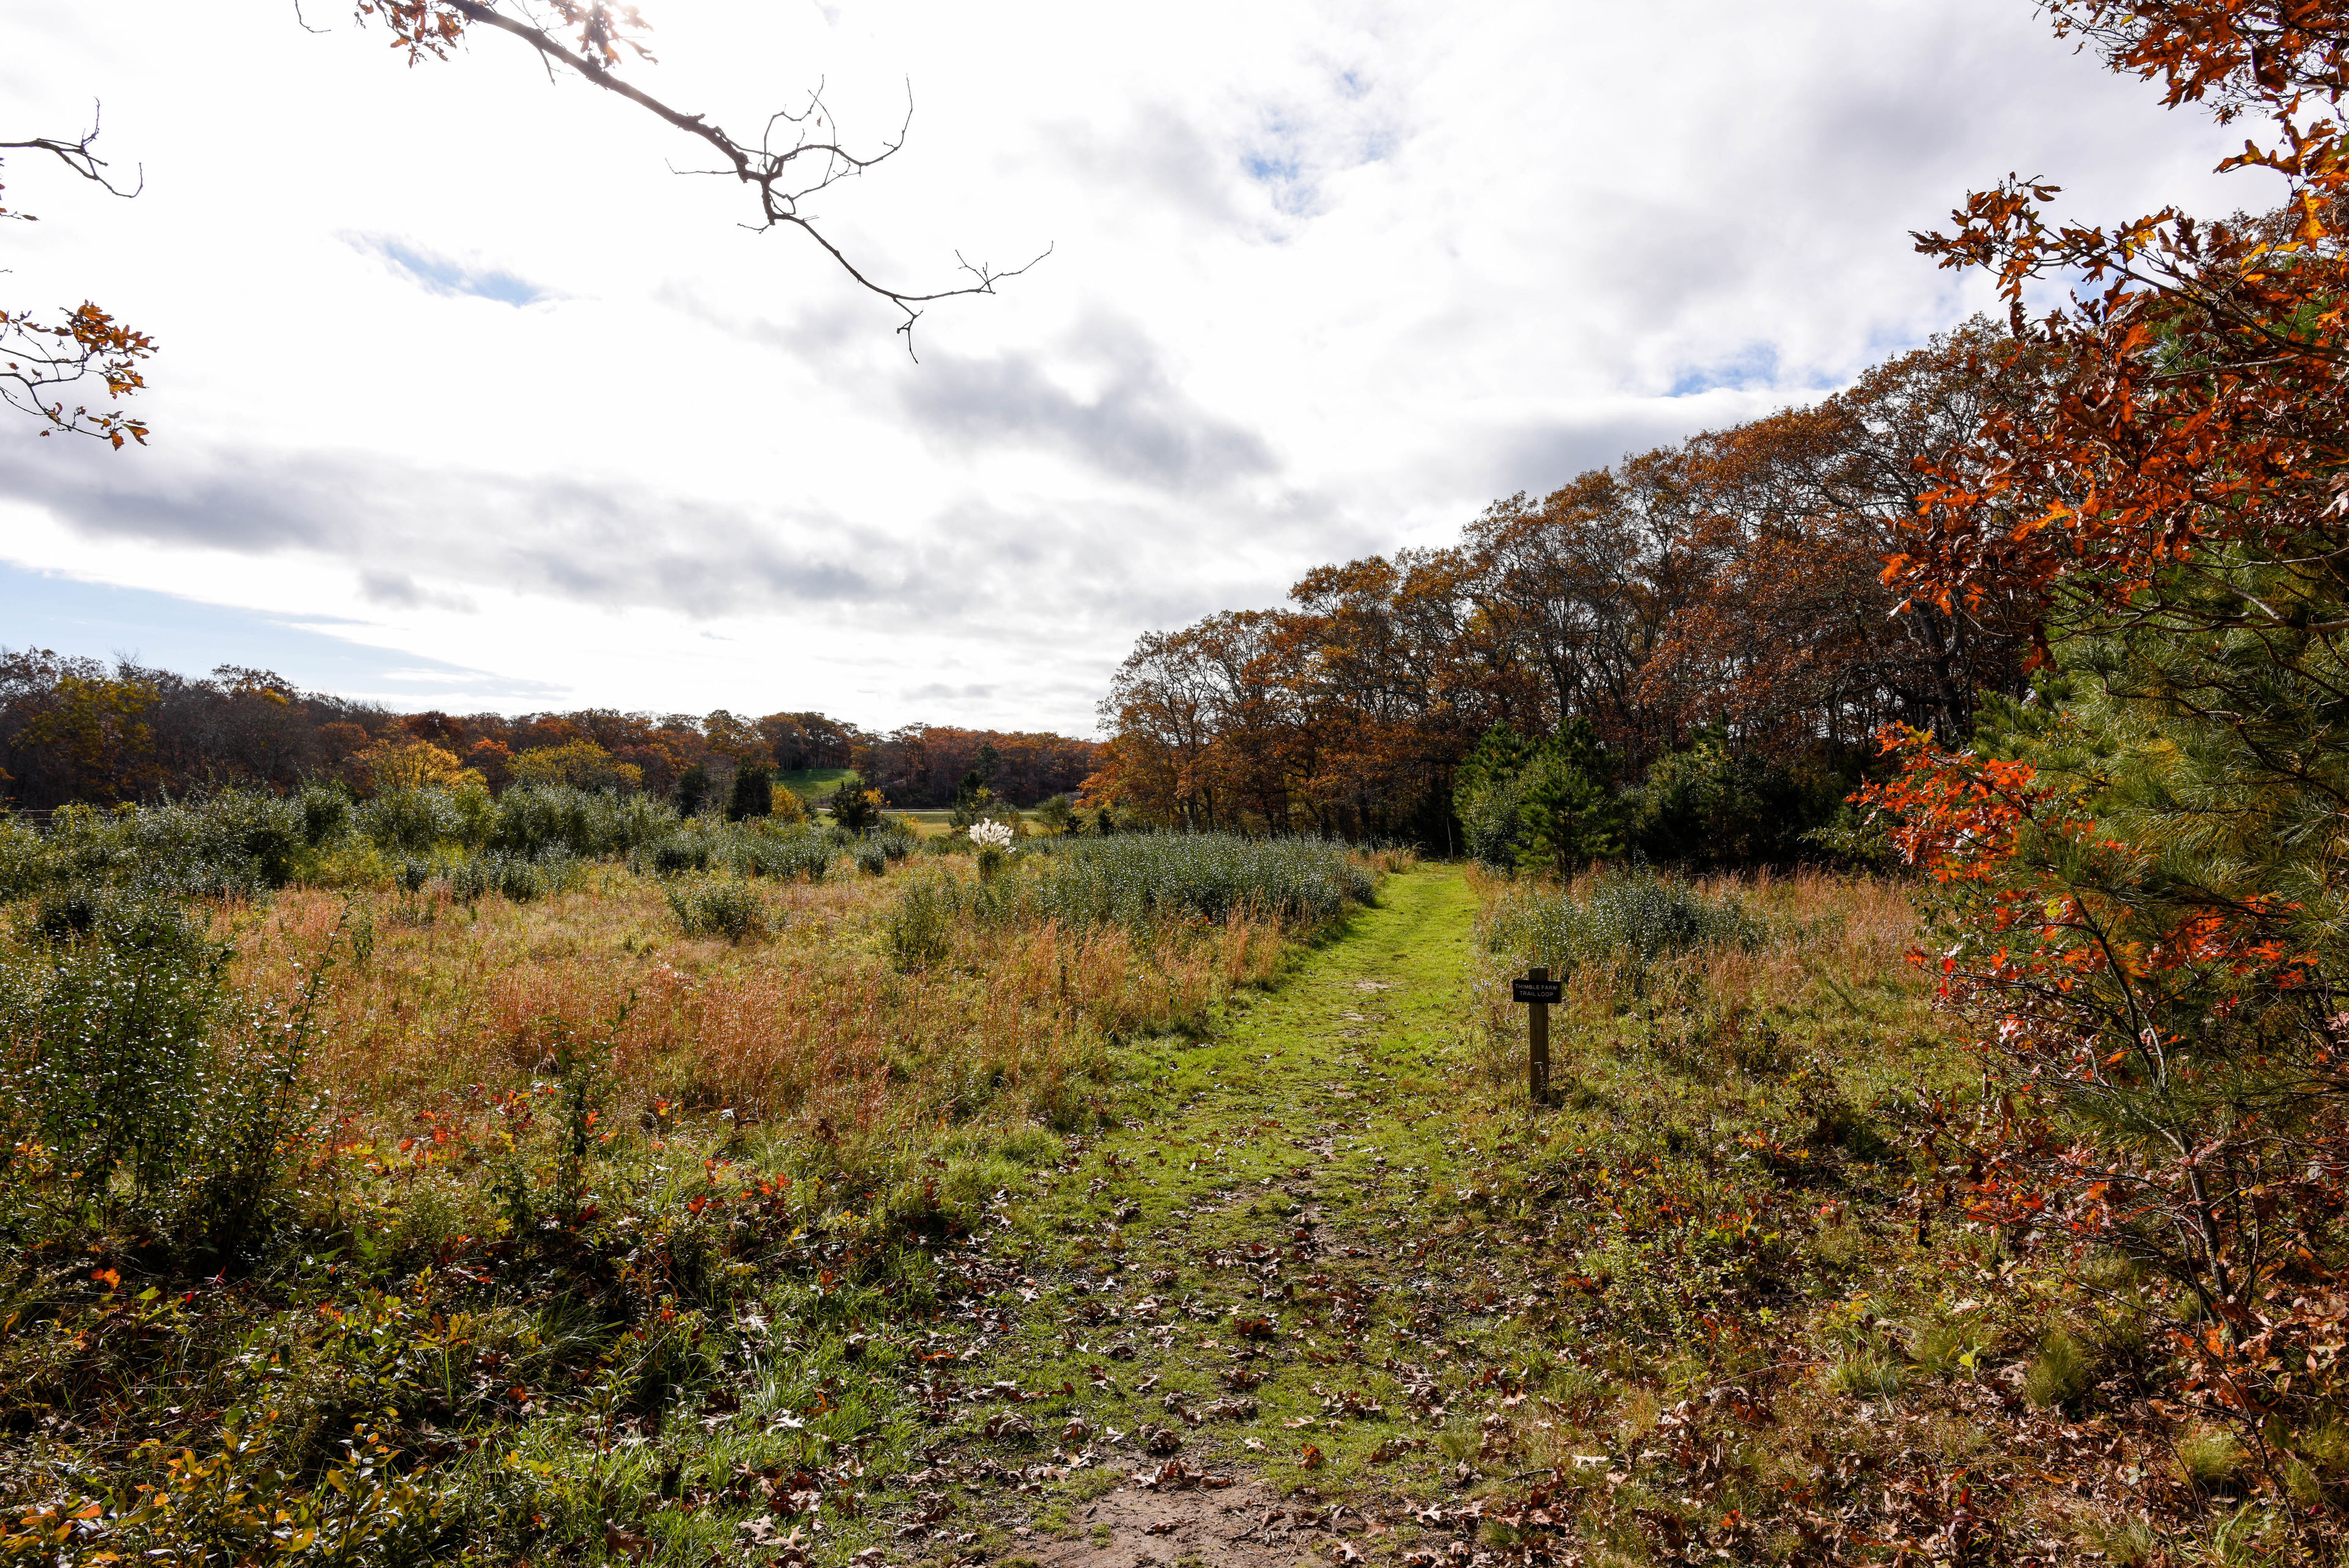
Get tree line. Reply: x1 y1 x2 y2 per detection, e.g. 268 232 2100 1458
1089 321 2038 851
0 650 1096 812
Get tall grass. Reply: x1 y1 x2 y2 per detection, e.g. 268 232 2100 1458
885 834 1370 967
1474 865 1926 1085
1485 868 1767 981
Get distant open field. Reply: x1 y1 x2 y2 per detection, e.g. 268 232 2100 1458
774 768 855 798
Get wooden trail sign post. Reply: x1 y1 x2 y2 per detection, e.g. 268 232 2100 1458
1513 967 1562 1107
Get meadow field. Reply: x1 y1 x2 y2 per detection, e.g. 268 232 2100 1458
0 789 2328 1565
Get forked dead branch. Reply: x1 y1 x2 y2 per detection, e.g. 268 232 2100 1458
363 0 1050 352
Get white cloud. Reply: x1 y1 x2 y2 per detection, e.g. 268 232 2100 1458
0 0 2273 732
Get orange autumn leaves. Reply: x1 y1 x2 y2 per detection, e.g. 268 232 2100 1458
1093 327 2036 836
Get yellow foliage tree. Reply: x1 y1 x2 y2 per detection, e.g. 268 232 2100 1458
510 738 636 792
351 738 472 795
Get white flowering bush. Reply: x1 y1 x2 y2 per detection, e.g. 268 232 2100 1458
968 818 1014 878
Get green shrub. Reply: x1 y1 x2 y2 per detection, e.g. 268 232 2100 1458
445 852 581 904
880 834 1372 971
356 787 466 855
1028 833 1372 928
644 832 713 877
886 872 957 968
172 962 336 1263
853 841 889 876
31 793 307 897
0 893 225 1198
726 761 774 822
727 825 834 883
0 814 56 899
1625 729 1850 868
297 782 351 846
1488 870 1764 983
827 774 882 832
666 877 769 941
494 784 675 859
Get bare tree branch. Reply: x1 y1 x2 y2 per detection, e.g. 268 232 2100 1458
399 1 1049 355
2 107 153 445
0 104 144 203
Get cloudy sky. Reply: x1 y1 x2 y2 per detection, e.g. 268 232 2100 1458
0 1 2265 734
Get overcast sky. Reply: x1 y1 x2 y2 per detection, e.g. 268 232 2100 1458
0 1 2265 734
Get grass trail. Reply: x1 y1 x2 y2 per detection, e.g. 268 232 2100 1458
908 864 1548 1561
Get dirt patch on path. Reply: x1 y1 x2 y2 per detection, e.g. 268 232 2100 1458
1029 1473 1351 1568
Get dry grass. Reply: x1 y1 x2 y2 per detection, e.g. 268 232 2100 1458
217 861 1293 1179
1471 865 1932 1087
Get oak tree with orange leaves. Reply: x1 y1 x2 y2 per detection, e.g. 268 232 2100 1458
1861 0 2349 1490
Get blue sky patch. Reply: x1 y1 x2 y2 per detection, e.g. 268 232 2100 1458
1668 342 1783 398
0 563 557 705
368 238 548 307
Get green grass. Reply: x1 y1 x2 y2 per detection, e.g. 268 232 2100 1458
2 854 2300 1564
776 768 855 799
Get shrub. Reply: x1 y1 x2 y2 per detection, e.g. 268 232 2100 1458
0 814 55 899
173 957 338 1263
675 762 714 816
445 852 581 904
828 774 883 831
1031 833 1371 928
726 761 774 822
31 793 307 898
0 893 224 1199
886 872 957 968
494 784 674 859
666 877 769 940
881 834 1371 968
1486 870 1765 983
645 832 713 877
1625 729 1847 868
356 787 466 855
853 841 889 876
1456 723 1535 870
297 782 351 847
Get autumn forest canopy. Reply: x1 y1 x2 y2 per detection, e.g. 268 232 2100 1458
0 653 1097 815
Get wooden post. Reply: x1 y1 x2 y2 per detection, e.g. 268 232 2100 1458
1527 965 1551 1107
1512 968 1562 1107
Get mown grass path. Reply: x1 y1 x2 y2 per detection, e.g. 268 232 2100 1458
905 866 1544 1568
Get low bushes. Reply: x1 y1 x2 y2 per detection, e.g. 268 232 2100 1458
666 876 770 940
